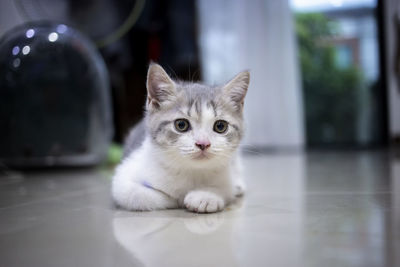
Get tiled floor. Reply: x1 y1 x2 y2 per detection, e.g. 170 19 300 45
0 151 399 267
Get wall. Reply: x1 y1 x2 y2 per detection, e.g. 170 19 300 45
384 0 400 140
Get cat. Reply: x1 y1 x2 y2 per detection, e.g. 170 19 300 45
112 63 249 213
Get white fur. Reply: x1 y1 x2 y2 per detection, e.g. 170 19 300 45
112 64 249 213
112 136 244 213
112 103 246 213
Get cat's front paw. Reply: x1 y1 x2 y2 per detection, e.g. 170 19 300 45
184 191 225 213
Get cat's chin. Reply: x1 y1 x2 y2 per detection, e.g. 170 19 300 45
186 152 231 169
191 151 213 161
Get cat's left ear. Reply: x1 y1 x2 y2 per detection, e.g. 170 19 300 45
146 63 177 110
222 70 250 111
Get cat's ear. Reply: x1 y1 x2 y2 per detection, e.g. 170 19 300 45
146 63 177 110
222 70 250 110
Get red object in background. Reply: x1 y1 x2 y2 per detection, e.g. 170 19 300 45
148 35 161 62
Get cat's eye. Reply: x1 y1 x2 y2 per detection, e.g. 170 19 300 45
174 119 190 132
213 120 228 134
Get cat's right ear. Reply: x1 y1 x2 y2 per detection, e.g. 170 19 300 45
222 70 250 111
146 63 177 110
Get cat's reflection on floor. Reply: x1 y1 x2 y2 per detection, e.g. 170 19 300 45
182 211 225 234
112 200 243 267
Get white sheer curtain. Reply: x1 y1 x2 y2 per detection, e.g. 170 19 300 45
384 0 400 140
197 0 304 148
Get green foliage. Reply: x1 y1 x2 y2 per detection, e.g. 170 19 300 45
295 13 363 145
107 143 123 165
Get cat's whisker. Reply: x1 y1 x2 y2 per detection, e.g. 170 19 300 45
238 145 267 156
165 64 179 81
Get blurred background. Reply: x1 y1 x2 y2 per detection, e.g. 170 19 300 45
0 0 399 167
1 1 400 267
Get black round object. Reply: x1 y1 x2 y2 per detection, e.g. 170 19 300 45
0 22 113 167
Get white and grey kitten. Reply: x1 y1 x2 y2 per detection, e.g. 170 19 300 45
112 63 250 213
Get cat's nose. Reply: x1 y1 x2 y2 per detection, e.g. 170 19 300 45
195 141 211 151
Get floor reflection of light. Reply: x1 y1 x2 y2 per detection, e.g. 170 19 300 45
26 29 35 38
22 45 30 55
48 32 58 42
12 46 20 56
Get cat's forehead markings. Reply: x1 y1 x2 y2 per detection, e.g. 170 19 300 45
195 100 202 117
201 102 216 123
186 98 195 117
176 108 189 118
184 98 202 121
207 100 218 117
176 103 199 120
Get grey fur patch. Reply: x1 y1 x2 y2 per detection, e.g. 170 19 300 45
166 130 179 143
151 120 171 140
227 123 243 141
226 130 242 142
194 100 202 117
187 98 194 117
208 100 217 117
231 124 240 131
226 132 236 143
123 119 146 158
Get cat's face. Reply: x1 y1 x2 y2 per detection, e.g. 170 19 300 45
145 64 249 167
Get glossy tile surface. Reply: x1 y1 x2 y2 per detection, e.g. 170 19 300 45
0 151 399 267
